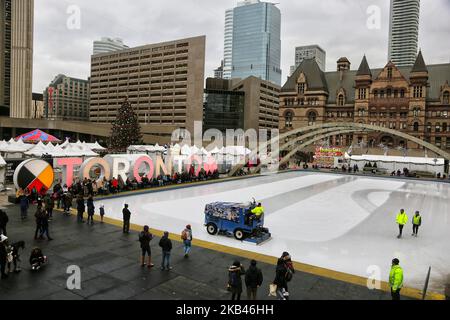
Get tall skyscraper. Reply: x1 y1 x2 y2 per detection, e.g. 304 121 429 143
229 0 281 86
223 8 233 79
388 0 420 67
290 45 326 75
0 0 34 118
93 37 129 55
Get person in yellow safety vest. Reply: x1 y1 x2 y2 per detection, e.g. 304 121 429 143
389 258 404 300
412 211 422 237
396 209 408 239
251 203 265 220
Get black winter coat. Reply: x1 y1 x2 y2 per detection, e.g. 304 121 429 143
245 265 263 288
273 259 288 290
228 265 246 294
159 236 173 252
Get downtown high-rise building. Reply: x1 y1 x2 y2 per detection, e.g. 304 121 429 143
93 37 129 55
0 0 34 118
227 0 282 86
43 74 90 121
290 45 326 75
388 0 421 67
89 36 205 141
223 8 233 79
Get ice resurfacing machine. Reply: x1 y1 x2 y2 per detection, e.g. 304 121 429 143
204 201 271 245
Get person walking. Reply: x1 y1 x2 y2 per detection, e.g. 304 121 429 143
39 210 53 241
159 231 173 270
181 225 193 258
273 253 293 300
228 261 245 300
389 258 404 300
138 226 154 268
0 209 8 236
34 205 45 240
86 195 95 225
396 209 408 239
19 195 29 220
412 211 422 237
0 234 8 279
122 204 131 234
76 194 85 223
44 193 54 221
245 259 263 300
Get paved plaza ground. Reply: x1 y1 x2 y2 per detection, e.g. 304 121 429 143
0 203 398 300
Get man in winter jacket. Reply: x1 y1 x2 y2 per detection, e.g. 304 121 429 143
389 258 404 300
139 225 154 268
159 231 173 270
245 260 263 300
412 211 422 237
396 209 408 238
122 204 131 234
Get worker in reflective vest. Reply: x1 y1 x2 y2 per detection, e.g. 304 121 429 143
412 211 422 237
389 258 404 300
396 209 408 239
251 203 265 220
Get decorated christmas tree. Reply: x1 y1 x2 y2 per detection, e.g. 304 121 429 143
109 98 143 152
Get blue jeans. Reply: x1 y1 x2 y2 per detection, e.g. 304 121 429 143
183 240 192 255
161 251 171 269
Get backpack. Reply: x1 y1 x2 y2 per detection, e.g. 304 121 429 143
181 230 188 240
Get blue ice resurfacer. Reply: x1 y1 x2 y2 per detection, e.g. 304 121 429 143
204 201 271 245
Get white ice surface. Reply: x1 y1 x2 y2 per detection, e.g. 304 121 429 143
97 172 450 294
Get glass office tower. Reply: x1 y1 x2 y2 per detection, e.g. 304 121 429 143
230 1 281 86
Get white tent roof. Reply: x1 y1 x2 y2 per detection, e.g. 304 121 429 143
350 155 445 166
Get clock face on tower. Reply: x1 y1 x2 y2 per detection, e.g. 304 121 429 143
13 159 54 192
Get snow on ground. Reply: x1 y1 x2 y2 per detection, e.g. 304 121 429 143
97 172 450 294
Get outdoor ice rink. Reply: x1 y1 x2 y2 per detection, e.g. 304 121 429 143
97 171 450 294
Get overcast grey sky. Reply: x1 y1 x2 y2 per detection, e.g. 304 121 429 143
33 0 450 92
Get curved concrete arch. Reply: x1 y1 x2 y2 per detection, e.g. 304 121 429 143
279 129 362 168
252 129 362 173
228 122 450 176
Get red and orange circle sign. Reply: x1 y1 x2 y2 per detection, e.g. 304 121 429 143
13 159 54 192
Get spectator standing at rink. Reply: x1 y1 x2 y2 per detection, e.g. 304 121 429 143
412 211 422 237
228 261 245 301
181 225 193 258
389 258 404 300
159 231 173 270
245 259 263 300
76 194 85 223
86 195 95 225
122 204 131 234
396 209 408 239
99 205 105 223
138 225 154 268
